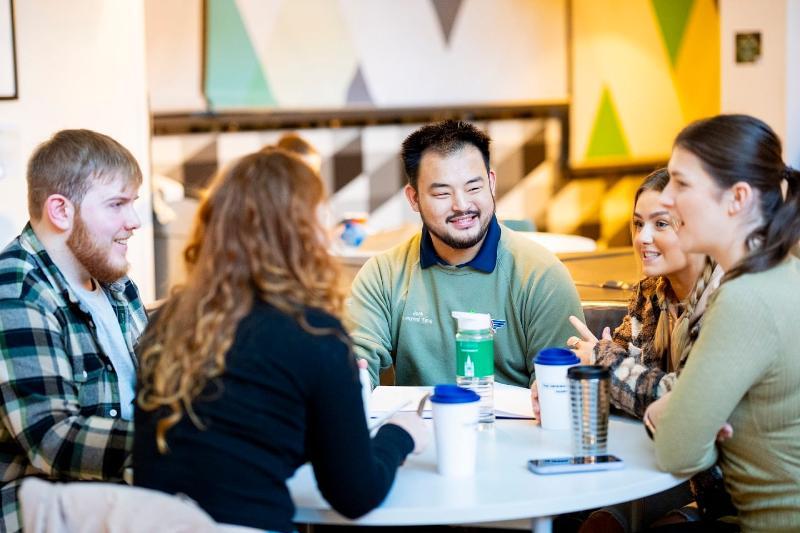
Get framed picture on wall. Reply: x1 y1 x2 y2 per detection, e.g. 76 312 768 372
0 0 17 100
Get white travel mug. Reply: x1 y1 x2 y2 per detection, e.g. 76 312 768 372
533 347 580 430
430 384 480 478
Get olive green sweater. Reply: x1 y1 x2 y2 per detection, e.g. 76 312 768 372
346 228 584 387
655 256 800 532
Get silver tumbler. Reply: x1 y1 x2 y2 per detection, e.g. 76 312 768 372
568 365 611 456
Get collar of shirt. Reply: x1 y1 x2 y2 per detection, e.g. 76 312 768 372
419 215 500 273
18 222 147 358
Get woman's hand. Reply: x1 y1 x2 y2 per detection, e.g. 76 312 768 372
716 423 734 443
643 392 670 439
566 315 611 365
645 392 733 443
645 392 671 428
387 412 429 454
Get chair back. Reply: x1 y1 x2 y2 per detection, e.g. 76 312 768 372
19 478 261 533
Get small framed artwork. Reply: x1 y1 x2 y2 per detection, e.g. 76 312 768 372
735 32 761 64
0 0 17 100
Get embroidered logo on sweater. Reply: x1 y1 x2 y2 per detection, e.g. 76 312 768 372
491 319 506 331
402 311 433 325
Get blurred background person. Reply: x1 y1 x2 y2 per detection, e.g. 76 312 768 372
271 132 348 245
276 132 322 173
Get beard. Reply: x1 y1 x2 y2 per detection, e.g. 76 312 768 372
421 207 494 250
66 214 129 284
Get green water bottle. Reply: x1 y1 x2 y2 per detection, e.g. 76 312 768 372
452 311 494 428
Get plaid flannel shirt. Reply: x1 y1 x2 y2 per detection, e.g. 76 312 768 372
0 224 147 533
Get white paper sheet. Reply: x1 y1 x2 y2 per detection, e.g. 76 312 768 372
369 383 534 420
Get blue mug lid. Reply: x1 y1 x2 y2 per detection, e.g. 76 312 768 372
430 384 480 404
533 347 580 366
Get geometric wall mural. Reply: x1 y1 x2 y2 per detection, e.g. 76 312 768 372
585 87 630 160
150 0 726 294
571 0 719 166
205 0 276 108
152 119 550 224
151 118 552 296
553 0 720 247
204 0 567 110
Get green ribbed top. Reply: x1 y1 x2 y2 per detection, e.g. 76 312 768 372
655 256 800 531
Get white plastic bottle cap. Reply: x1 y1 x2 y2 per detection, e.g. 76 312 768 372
451 311 492 331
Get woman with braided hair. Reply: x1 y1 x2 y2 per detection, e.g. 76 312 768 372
565 168 722 420
647 114 800 531
534 170 733 531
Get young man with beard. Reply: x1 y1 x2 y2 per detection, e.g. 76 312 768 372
0 129 148 532
348 120 583 390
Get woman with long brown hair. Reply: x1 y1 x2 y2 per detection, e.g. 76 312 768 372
133 149 426 532
648 114 800 530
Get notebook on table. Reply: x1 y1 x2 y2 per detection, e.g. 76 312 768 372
368 383 535 420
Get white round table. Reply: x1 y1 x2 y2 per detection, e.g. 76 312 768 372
288 417 686 532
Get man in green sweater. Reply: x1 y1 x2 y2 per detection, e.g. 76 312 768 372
347 120 583 389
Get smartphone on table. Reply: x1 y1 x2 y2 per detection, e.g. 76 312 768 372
527 455 624 475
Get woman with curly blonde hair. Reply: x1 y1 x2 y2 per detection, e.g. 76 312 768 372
133 148 426 533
